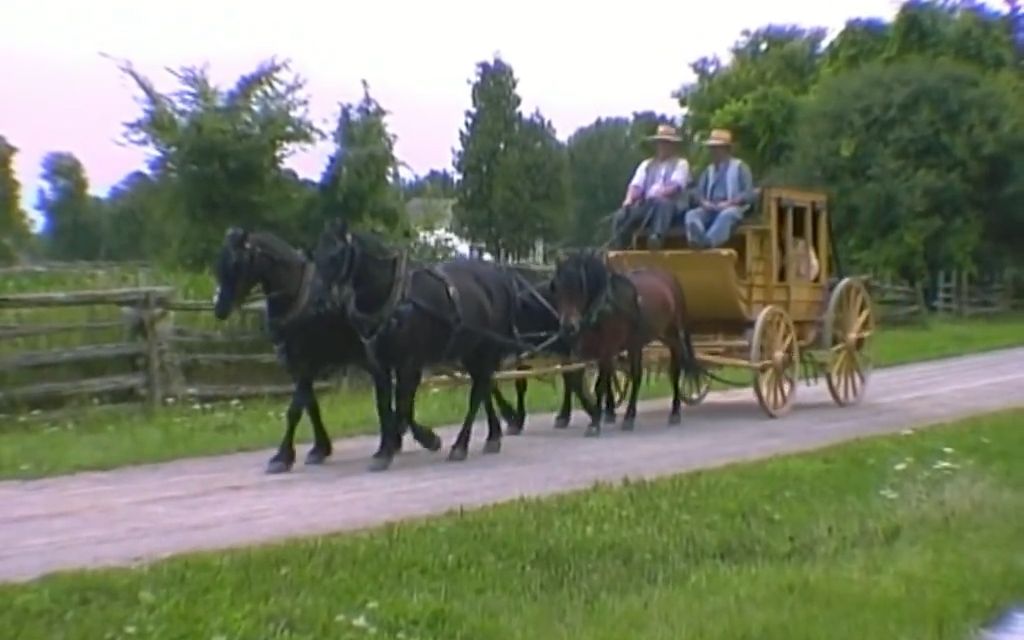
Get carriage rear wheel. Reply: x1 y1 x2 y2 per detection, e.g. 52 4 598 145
680 368 711 406
824 277 875 406
750 305 799 418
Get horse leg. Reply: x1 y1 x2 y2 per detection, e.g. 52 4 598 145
303 384 333 465
491 385 520 435
602 366 617 425
482 385 503 454
667 337 683 426
582 366 605 438
267 378 309 474
449 369 490 462
554 372 575 429
621 348 643 431
514 378 527 432
402 367 442 452
368 368 405 472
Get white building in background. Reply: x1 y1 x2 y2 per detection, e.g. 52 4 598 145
405 196 545 264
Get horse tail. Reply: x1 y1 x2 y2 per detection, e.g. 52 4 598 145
666 273 700 376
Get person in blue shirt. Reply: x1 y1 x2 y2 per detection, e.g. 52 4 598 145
684 129 756 249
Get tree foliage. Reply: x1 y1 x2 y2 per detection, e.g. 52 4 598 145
0 135 31 263
453 57 569 259
37 152 100 260
116 58 319 267
318 81 406 236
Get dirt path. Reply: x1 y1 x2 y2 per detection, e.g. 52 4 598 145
1 348 1021 583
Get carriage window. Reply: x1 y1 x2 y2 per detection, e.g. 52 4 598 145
775 201 822 283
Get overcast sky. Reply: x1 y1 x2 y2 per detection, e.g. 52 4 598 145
2 0 911 220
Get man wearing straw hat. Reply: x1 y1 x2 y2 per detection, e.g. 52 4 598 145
683 128 756 248
610 123 690 249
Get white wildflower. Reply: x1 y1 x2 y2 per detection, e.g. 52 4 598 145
879 488 899 500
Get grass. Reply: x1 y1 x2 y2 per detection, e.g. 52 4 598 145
0 313 1022 479
2 408 1023 639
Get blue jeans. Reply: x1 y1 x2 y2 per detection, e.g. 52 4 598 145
684 206 744 248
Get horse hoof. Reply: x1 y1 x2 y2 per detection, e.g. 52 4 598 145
667 413 682 426
367 455 393 472
621 418 636 432
424 431 443 452
266 459 293 474
304 449 330 465
584 425 601 438
482 439 502 454
506 424 523 436
553 417 570 429
603 412 617 425
448 447 469 462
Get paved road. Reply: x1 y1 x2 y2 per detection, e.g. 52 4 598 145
1 348 1021 583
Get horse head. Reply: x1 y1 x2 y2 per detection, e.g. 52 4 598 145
214 226 259 320
314 217 360 306
551 249 609 335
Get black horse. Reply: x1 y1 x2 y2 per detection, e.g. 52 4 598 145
315 219 528 470
213 227 411 474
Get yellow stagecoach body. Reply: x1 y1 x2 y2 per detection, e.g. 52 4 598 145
604 187 874 416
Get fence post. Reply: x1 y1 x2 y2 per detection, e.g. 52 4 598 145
143 292 163 410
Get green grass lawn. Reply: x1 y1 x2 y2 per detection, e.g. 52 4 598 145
0 313 1021 479
2 408 1022 639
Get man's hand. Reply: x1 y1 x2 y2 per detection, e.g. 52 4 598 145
699 199 714 210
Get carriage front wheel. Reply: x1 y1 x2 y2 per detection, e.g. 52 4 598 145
750 305 799 418
680 367 711 406
824 277 875 406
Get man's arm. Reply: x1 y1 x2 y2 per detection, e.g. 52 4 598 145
695 167 713 208
728 161 756 208
657 159 689 199
623 160 648 206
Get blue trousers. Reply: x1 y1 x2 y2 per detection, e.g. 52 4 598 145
684 206 744 248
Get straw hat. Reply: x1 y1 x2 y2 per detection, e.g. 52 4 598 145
646 124 682 143
704 128 733 147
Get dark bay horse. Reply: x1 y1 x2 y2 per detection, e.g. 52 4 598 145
315 219 526 470
213 227 396 474
551 249 697 436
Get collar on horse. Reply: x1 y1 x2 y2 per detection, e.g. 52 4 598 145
267 258 315 332
347 250 409 345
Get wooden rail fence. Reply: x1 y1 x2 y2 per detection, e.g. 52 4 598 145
1 267 1020 416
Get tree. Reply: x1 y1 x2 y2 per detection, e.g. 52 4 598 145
0 135 31 263
97 171 166 261
402 169 457 199
116 57 319 268
37 152 101 260
785 58 1024 278
453 56 522 258
491 110 571 258
676 25 826 175
318 81 406 236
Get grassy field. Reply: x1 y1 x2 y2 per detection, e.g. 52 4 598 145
0 313 1022 479
2 408 1022 639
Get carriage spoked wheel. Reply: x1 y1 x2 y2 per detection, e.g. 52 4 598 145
680 367 711 406
750 305 799 418
824 277 875 407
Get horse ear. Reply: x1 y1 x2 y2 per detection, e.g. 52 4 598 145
226 227 249 249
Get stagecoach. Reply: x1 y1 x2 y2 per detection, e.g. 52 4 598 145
473 186 876 419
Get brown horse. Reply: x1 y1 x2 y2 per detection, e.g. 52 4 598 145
551 249 698 436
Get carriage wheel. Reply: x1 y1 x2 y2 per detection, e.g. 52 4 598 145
824 277 875 406
680 368 711 406
750 306 799 418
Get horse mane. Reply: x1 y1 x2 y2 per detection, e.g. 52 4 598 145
249 231 304 262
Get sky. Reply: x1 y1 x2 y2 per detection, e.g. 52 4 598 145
1 0 910 226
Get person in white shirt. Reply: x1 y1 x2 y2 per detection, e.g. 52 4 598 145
610 124 690 249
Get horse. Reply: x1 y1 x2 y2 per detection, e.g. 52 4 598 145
489 266 600 434
550 249 698 436
213 227 401 474
314 219 526 470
